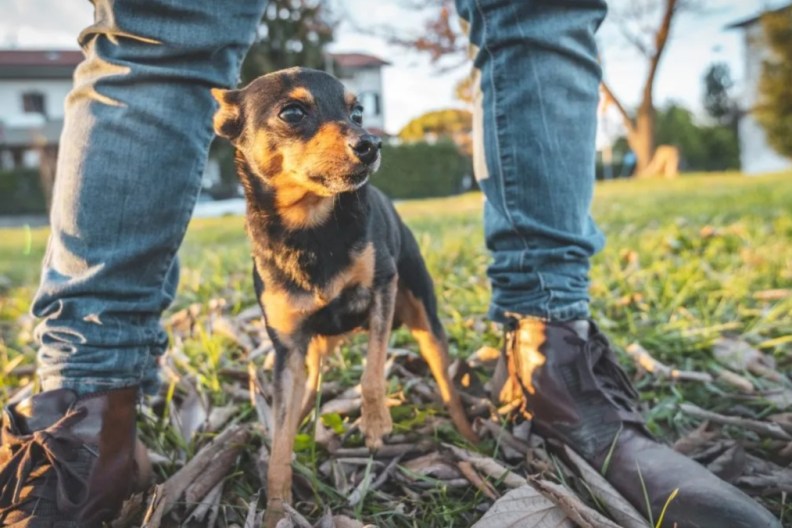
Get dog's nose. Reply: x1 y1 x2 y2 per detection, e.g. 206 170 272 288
350 134 382 165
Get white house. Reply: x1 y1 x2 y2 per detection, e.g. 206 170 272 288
0 49 390 192
727 4 792 175
0 49 80 169
326 52 390 137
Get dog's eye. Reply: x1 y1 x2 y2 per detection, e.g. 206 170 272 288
279 104 306 124
351 106 364 125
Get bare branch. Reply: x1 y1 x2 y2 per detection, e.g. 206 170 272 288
600 81 636 135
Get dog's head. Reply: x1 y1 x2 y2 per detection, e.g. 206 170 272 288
212 67 381 196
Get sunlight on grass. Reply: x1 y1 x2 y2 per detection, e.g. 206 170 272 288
1 171 791 526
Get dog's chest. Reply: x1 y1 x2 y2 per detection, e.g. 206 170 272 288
306 284 373 336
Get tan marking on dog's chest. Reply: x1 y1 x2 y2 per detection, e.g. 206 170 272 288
259 243 375 336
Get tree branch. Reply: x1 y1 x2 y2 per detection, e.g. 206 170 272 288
642 0 679 108
600 81 636 135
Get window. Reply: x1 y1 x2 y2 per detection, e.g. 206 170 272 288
360 92 381 117
22 92 46 116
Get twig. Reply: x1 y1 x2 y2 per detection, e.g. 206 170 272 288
530 478 622 528
140 424 250 527
625 343 713 382
680 403 792 441
456 460 498 500
444 444 527 489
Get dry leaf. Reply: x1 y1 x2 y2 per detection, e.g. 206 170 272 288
471 485 573 528
402 452 461 480
530 478 622 528
713 337 781 381
563 446 651 528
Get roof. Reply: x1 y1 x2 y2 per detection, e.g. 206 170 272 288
329 53 390 69
0 49 82 79
726 3 792 29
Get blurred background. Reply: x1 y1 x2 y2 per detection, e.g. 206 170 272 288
0 0 790 220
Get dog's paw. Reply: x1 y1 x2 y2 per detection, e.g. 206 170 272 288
360 400 393 450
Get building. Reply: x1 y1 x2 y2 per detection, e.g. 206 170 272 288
0 49 80 169
326 52 390 137
727 4 792 175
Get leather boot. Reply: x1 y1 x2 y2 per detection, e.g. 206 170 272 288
500 318 781 528
0 386 152 527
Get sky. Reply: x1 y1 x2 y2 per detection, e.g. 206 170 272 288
0 0 788 134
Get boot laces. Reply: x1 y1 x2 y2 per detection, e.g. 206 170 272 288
0 407 93 518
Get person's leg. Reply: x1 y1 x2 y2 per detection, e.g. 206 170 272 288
457 0 606 323
455 2 780 527
1 1 266 524
32 0 266 396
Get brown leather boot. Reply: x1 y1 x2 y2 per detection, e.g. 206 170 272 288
501 318 781 528
0 386 152 527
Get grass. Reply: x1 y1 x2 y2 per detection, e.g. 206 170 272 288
1 171 791 526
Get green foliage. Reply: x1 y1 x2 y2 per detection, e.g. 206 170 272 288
0 168 46 215
239 0 335 84
756 8 792 158
398 108 472 143
371 141 472 199
655 104 739 171
1 173 792 526
702 62 738 127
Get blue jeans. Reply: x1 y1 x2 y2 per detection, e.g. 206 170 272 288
455 0 607 322
31 0 267 395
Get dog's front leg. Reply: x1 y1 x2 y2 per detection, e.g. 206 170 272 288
360 276 397 450
265 337 307 528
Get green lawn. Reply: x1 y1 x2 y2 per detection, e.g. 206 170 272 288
1 172 791 526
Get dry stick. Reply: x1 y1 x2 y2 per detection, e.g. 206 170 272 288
182 481 224 525
140 424 250 528
333 442 432 459
249 362 273 437
348 455 403 507
184 440 243 503
680 403 792 441
530 478 622 528
444 444 527 489
625 343 713 382
456 460 499 501
717 369 755 393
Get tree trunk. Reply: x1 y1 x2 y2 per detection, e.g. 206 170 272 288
629 104 655 176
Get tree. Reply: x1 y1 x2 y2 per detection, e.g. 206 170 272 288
702 62 738 127
240 0 336 84
208 0 336 198
377 0 694 176
755 7 792 158
600 0 700 176
398 108 472 155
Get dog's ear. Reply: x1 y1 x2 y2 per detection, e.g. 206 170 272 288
211 88 244 141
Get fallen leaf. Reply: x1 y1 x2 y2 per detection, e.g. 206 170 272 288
471 485 573 528
564 446 651 528
705 443 746 482
673 421 719 455
530 478 622 528
713 337 781 381
402 452 461 480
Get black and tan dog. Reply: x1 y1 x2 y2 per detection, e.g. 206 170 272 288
211 67 477 524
